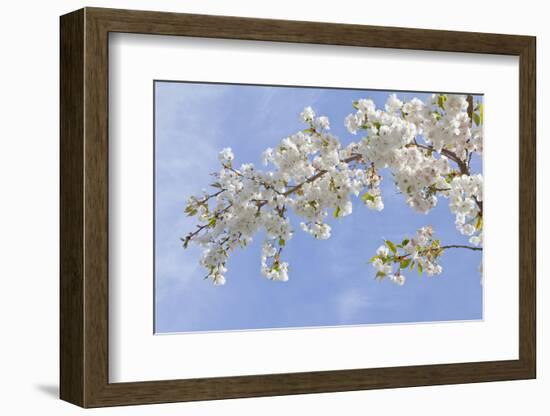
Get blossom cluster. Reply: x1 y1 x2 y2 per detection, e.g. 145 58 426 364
183 94 483 285
371 226 461 285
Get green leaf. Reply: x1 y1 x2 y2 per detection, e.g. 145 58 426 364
473 112 481 126
368 255 379 263
385 240 397 254
372 121 381 130
475 215 483 230
417 262 423 276
400 258 411 269
375 271 386 279
208 217 217 227
210 182 222 189
352 101 360 110
333 206 341 218
409 261 415 271
401 239 410 246
437 94 447 109
279 238 286 247
185 208 198 217
479 103 484 124
361 192 375 203
302 128 315 134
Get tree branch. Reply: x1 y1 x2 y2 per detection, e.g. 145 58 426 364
398 243 482 260
411 142 470 175
409 141 483 214
257 153 363 208
439 244 482 251
182 203 233 242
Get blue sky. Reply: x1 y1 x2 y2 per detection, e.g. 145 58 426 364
154 81 483 333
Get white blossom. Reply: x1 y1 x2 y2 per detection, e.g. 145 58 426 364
300 106 315 122
390 273 406 286
376 245 389 257
385 93 403 113
218 147 234 165
316 116 330 130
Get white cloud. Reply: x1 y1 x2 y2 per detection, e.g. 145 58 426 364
336 289 371 322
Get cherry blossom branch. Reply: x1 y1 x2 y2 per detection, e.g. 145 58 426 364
182 94 484 285
181 203 233 246
396 244 482 261
371 226 482 284
435 244 482 251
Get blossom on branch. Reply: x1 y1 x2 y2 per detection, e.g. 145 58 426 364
182 93 483 285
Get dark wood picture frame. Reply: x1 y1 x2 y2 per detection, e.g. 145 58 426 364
60 7 536 408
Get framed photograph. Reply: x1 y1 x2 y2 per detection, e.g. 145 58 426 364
60 7 536 408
